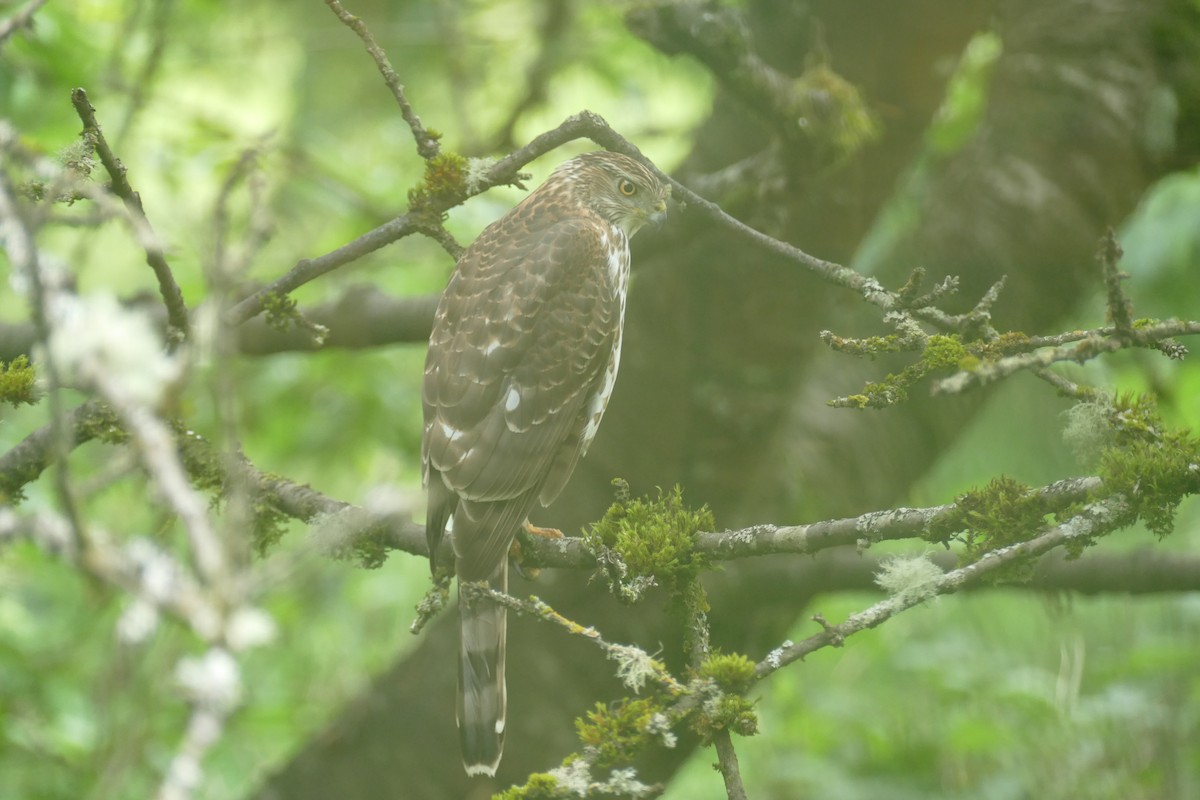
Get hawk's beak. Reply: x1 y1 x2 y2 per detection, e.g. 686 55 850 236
649 198 668 230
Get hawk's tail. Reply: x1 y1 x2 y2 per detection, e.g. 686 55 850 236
458 557 507 777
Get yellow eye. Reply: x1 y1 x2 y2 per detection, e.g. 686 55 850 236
618 179 637 196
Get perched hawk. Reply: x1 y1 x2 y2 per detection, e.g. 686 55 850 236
422 151 669 776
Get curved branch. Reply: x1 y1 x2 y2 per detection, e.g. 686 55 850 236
224 110 909 332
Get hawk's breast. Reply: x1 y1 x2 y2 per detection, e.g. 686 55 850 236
579 225 630 454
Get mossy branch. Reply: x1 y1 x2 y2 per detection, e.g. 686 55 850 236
826 229 1200 407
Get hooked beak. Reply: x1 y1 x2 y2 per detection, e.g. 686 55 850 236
649 198 669 230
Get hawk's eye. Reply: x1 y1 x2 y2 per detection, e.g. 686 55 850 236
618 179 638 196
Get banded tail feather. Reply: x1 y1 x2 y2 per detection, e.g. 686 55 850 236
458 557 507 777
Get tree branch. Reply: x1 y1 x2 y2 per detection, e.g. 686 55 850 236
712 730 748 800
752 496 1128 681
692 476 1100 560
223 109 909 332
0 0 47 48
0 287 439 362
933 319 1200 395
70 87 190 341
323 0 441 160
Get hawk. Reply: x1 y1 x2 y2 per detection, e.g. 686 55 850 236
422 151 669 776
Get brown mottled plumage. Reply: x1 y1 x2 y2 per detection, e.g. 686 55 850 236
421 151 669 777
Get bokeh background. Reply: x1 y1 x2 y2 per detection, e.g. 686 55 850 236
2 0 1200 798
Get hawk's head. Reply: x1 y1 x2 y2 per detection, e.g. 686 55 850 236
555 151 670 237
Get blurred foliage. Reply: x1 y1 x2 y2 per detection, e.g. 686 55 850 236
1 0 711 797
3 0 1200 799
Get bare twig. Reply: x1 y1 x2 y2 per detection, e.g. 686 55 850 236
461 583 687 694
752 496 1127 681
113 0 175 147
92 373 226 586
71 88 190 341
626 3 807 140
323 0 441 160
211 144 273 283
414 219 465 261
0 0 47 47
713 730 749 800
224 213 427 325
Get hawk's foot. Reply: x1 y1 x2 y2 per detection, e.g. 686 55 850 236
523 520 564 539
511 520 564 580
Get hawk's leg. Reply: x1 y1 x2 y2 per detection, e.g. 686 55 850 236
511 520 565 580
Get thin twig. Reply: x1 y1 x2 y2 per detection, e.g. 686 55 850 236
933 319 1200 395
490 0 574 151
70 88 190 341
0 0 47 47
224 213 426 325
323 0 441 160
92 373 226 587
226 110 892 327
752 496 1127 681
713 730 749 800
462 583 687 694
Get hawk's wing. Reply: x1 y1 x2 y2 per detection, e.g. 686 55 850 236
422 212 623 579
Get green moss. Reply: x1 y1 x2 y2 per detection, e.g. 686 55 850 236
1096 394 1200 538
575 697 664 767
0 467 33 505
1108 392 1163 441
77 403 127 446
697 651 756 694
794 62 881 157
925 394 1200 569
832 335 968 409
586 480 715 597
249 495 290 557
344 521 392 569
172 423 305 559
174 424 224 493
922 334 968 370
986 331 1034 357
492 772 560 800
841 394 870 409
822 332 915 357
407 152 470 214
850 363 920 408
0 356 37 407
957 353 981 371
924 476 1050 579
690 693 759 741
261 291 300 332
